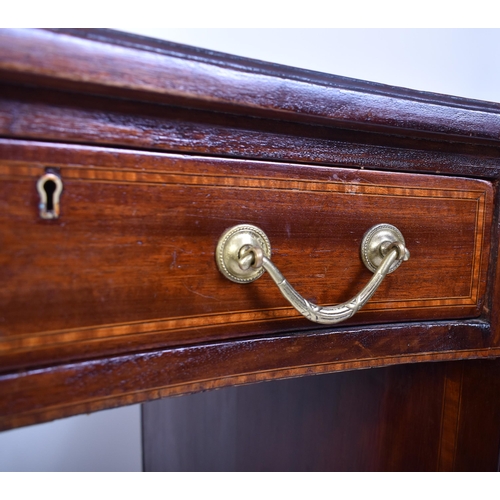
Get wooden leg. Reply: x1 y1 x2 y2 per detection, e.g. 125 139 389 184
142 359 500 471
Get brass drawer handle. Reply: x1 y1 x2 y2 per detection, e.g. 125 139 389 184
216 224 409 325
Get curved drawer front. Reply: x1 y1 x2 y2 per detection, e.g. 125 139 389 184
0 141 493 370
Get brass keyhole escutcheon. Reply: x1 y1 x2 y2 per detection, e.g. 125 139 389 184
37 172 63 220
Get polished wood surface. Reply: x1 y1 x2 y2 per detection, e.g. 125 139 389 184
1 29 500 440
0 140 492 372
1 29 500 144
2 81 500 181
1 321 493 430
143 358 500 471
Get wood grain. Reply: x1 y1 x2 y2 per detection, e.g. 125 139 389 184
142 358 500 471
0 140 493 371
1 29 500 145
1 29 500 435
0 320 496 431
1 83 500 180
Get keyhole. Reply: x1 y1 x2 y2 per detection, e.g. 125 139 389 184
43 179 56 212
37 172 63 219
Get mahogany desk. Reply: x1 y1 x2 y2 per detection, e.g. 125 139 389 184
1 29 500 471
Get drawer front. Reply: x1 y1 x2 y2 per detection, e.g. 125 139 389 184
0 141 493 370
